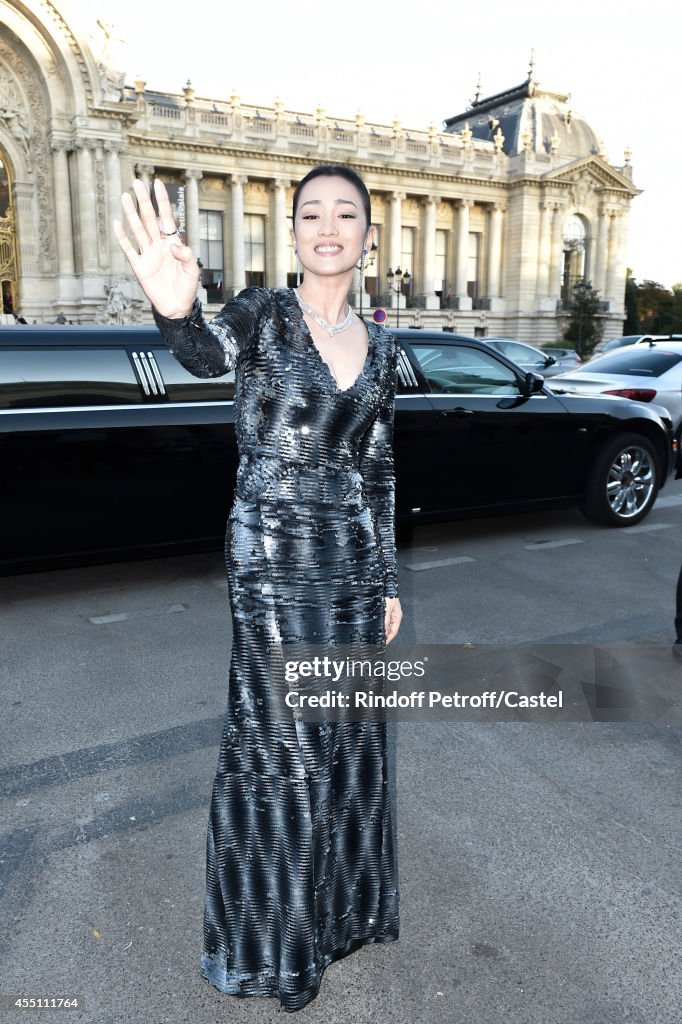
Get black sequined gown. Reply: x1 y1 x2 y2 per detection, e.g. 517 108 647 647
153 286 400 1012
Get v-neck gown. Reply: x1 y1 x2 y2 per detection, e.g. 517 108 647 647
152 286 400 1013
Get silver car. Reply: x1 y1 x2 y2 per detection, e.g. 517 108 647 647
480 338 577 378
548 342 682 438
592 334 672 356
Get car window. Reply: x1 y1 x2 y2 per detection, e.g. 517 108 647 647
153 349 236 401
0 348 144 409
579 350 682 377
498 341 544 363
410 343 521 395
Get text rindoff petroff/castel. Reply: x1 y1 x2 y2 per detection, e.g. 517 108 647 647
284 689 563 710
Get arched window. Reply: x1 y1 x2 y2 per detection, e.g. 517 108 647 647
561 214 589 302
563 214 587 252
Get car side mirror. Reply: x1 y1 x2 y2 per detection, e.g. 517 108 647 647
522 371 545 396
544 355 557 366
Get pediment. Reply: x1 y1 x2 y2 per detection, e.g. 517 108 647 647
543 155 641 196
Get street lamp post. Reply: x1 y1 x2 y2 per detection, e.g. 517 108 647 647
386 266 411 327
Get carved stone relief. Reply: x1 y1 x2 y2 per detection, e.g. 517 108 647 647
96 64 125 103
90 20 126 103
0 64 32 170
371 194 386 217
245 181 267 200
569 168 592 210
0 43 56 272
202 176 226 194
95 279 141 324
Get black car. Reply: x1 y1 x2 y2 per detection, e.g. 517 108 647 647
0 324 677 575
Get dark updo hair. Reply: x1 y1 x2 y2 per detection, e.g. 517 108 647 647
292 164 371 230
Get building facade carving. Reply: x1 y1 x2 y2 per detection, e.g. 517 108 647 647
0 1 640 340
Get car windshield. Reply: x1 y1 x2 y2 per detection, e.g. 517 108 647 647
579 350 682 377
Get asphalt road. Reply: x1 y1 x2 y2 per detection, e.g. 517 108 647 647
1 484 681 1024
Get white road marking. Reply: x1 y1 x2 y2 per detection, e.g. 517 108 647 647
87 603 189 624
403 555 476 571
618 522 674 534
524 538 585 550
653 495 682 508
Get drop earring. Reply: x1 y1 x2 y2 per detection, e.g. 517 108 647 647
295 247 302 287
359 248 368 292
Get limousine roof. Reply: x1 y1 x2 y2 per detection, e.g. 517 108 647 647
0 324 162 345
0 324 482 347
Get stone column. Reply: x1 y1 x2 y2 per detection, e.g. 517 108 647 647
487 202 504 298
548 202 564 298
12 181 39 277
76 139 99 274
419 195 439 309
105 143 125 277
231 174 247 293
221 181 231 298
94 144 108 267
612 208 629 316
388 191 405 307
184 169 203 255
593 205 609 296
135 163 155 190
51 140 75 277
605 211 622 309
535 200 551 297
271 177 290 288
455 198 473 308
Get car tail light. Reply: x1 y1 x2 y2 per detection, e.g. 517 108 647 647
602 388 657 402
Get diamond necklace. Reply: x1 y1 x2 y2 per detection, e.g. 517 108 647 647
295 288 354 337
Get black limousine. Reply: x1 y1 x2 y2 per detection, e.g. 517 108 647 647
0 323 677 576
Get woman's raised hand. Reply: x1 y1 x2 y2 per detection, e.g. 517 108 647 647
113 178 200 319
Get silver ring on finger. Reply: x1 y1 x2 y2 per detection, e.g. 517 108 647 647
160 227 179 238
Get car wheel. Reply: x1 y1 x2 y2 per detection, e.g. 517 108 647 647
579 433 660 527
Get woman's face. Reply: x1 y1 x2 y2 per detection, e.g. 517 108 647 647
292 175 374 280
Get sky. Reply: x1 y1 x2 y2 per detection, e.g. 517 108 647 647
64 0 680 289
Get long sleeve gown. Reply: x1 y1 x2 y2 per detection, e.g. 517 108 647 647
153 285 400 1012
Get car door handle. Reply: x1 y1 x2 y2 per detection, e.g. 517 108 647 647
441 407 474 417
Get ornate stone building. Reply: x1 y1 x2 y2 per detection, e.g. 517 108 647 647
1 2 639 340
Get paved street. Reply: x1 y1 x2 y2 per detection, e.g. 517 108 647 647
1 484 681 1024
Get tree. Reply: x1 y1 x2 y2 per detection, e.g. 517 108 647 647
670 283 682 333
623 269 640 334
635 280 674 333
562 279 604 357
